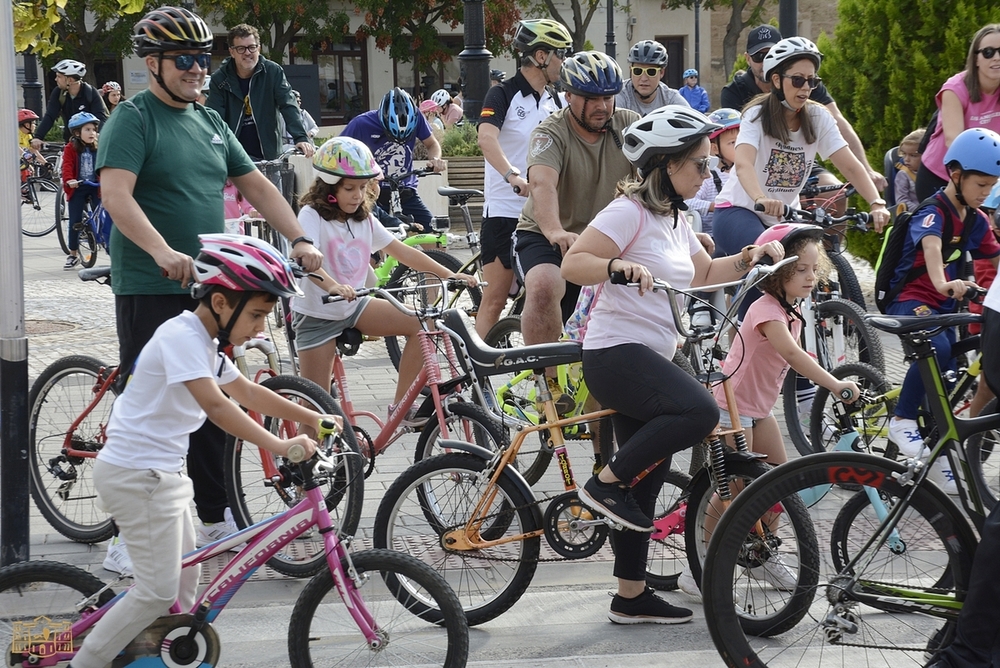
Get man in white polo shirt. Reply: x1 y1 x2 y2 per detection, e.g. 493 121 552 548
475 18 572 336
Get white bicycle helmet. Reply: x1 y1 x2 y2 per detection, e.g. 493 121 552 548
431 89 452 108
622 105 721 172
762 36 822 83
53 60 86 78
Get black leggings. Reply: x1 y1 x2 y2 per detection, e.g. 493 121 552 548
583 344 718 581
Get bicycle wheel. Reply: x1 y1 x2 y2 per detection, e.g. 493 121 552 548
287 548 469 667
21 178 59 237
372 452 542 626
684 458 777 594
78 225 98 268
226 375 363 578
702 452 975 667
784 298 886 455
28 355 117 543
413 401 509 462
830 489 954 590
55 188 70 254
384 249 482 369
966 397 1000 511
829 251 866 310
645 468 693 591
805 362 895 457
0 560 117 663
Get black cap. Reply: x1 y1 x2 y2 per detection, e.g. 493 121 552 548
746 25 782 55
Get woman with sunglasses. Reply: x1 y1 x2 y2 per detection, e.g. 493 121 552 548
916 24 1000 201
712 36 889 318
561 105 784 624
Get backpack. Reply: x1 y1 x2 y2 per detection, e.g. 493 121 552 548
873 193 974 313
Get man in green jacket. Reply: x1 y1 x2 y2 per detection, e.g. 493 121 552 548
207 24 315 160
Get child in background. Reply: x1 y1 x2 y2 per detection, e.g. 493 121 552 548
686 108 741 235
18 109 46 172
895 128 926 211
420 99 446 131
291 136 476 423
678 223 860 598
61 112 101 270
679 69 710 113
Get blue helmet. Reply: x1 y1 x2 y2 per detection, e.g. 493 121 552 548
944 128 1000 176
707 108 742 138
683 68 699 78
378 88 419 142
68 112 100 130
559 51 623 96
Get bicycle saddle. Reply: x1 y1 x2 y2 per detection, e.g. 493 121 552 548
78 266 111 282
336 327 363 357
866 312 982 335
441 310 581 376
438 187 483 205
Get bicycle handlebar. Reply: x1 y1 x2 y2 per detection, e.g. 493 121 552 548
381 166 440 188
286 418 340 463
321 279 482 316
754 202 870 231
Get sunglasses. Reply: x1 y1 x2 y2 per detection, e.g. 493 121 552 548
749 50 769 63
552 48 570 59
977 46 1000 59
631 66 661 77
231 44 260 55
782 74 822 89
688 157 712 176
161 53 211 71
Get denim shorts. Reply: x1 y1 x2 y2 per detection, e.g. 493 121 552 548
291 298 370 351
718 407 766 429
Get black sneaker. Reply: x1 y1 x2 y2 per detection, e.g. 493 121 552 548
577 476 653 532
608 587 693 625
63 255 79 270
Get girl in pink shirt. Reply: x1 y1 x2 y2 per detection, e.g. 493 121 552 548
713 224 859 469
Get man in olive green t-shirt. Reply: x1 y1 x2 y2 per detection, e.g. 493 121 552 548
513 51 639 348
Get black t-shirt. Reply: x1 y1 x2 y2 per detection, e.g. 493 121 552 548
237 76 264 161
720 69 834 112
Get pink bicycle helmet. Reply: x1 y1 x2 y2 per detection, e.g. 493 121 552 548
191 234 303 300
755 223 824 249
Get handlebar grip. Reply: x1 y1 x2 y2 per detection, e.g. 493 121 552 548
321 294 343 303
512 185 521 194
609 270 628 285
755 254 774 266
286 443 307 463
839 388 855 400
318 418 339 440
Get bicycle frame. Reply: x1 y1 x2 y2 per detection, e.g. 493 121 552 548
19 447 385 666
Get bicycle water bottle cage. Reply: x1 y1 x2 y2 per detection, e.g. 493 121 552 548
336 327 363 357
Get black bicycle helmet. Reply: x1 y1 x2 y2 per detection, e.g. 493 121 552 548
628 40 668 67
133 6 213 56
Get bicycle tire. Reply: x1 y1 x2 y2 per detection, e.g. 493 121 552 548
384 249 482 370
701 452 975 667
78 225 98 268
829 251 866 310
413 400 509 462
226 375 363 578
966 396 1000 511
287 548 469 667
21 178 59 237
829 488 953 590
645 468 693 591
805 362 895 457
28 355 118 543
0 560 117 662
373 452 542 626
684 458 777 595
55 188 70 254
784 298 885 454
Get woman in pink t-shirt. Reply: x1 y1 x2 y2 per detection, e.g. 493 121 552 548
916 24 1000 200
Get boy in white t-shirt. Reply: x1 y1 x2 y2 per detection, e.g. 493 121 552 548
72 235 337 668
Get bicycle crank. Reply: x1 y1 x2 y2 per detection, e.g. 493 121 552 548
542 491 609 559
113 613 220 667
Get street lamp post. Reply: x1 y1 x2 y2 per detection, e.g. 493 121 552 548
605 0 616 59
459 0 492 122
22 51 44 115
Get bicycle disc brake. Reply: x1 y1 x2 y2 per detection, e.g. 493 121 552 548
113 613 220 667
542 491 609 559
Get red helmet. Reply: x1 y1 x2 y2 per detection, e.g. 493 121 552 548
755 223 824 249
18 109 39 124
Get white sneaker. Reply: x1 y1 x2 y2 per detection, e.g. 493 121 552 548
796 386 816 430
103 535 133 576
196 507 246 550
889 417 926 458
748 553 797 591
929 460 959 495
677 568 702 600
387 402 428 428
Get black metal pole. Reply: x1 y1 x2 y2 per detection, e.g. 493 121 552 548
0 351 30 566
21 51 44 115
605 0 616 59
459 0 491 121
779 0 798 38
693 0 700 76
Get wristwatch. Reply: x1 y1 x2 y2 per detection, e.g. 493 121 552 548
291 236 314 248
870 199 887 208
503 167 521 183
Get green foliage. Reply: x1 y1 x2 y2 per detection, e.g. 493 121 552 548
730 54 748 82
44 120 65 143
845 227 884 269
821 0 1000 172
440 123 483 157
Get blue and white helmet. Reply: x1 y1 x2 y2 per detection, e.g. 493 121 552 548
559 51 623 96
378 88 419 142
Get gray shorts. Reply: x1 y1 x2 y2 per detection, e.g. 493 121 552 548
292 297 370 351
718 407 768 430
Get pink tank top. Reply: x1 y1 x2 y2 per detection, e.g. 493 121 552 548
922 72 1000 180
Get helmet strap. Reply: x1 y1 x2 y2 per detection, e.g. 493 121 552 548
950 171 970 207
569 98 612 135
214 291 253 353
153 55 199 105
656 162 688 228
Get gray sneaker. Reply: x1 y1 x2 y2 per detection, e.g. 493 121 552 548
577 476 653 532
